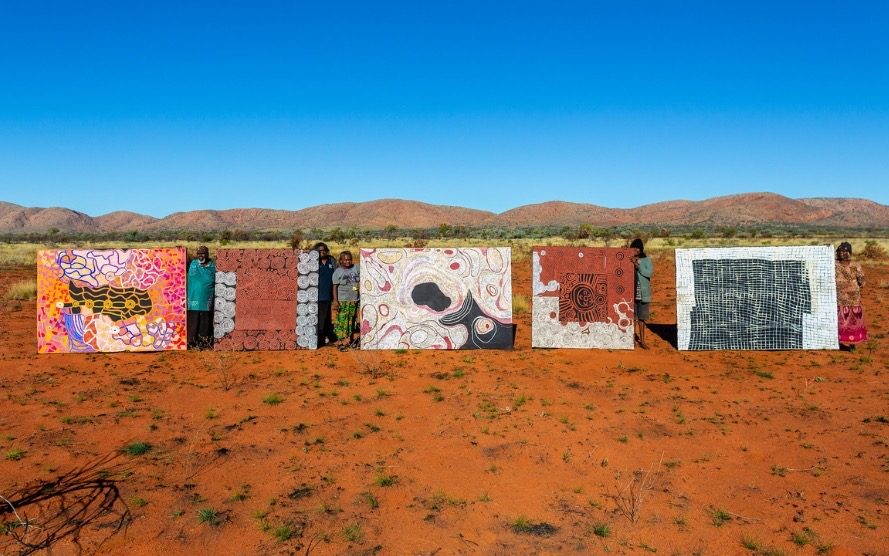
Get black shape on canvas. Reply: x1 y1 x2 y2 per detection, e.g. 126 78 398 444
411 282 452 311
689 259 811 350
439 291 515 349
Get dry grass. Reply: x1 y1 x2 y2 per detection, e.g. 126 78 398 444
512 294 529 315
4 279 37 300
3 237 888 266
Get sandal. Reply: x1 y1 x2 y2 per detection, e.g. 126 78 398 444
337 344 349 352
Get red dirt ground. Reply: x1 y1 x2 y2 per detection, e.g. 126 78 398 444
1 255 886 555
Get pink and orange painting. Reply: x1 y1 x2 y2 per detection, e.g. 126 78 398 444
36 248 186 353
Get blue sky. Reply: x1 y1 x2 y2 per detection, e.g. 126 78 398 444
1 1 887 217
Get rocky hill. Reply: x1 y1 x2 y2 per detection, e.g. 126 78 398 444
1 193 886 233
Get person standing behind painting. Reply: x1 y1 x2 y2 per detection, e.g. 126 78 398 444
630 238 653 349
186 245 215 349
835 242 868 350
314 242 339 347
332 250 361 351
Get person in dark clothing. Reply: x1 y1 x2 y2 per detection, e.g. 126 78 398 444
630 238 653 349
313 242 339 347
186 245 215 349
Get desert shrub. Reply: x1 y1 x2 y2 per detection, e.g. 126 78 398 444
4 279 36 300
861 240 888 260
289 229 306 250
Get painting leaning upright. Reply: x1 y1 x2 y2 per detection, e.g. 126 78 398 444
531 247 636 349
37 248 187 353
360 248 514 349
676 246 838 350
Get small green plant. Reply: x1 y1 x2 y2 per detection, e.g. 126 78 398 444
343 522 362 542
770 464 787 477
4 448 24 461
205 408 219 419
711 508 732 527
375 472 397 487
288 486 313 500
197 507 222 526
791 530 812 546
272 524 294 541
857 515 877 529
753 369 774 379
362 491 379 509
511 516 557 536
263 393 284 405
61 415 93 425
423 385 444 402
123 442 151 456
592 522 611 538
740 534 761 550
228 484 250 502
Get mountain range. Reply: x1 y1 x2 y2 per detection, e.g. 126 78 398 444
2 193 888 233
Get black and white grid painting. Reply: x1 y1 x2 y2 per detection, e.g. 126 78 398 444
676 246 838 350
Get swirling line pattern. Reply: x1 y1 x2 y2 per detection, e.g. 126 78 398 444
360 248 513 350
531 247 634 349
37 248 186 353
212 249 318 351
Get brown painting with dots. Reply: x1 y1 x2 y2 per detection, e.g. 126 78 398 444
213 249 320 351
532 247 635 349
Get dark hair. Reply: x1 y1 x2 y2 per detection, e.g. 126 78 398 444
837 241 852 254
196 245 209 254
630 238 645 257
312 242 329 252
338 250 353 259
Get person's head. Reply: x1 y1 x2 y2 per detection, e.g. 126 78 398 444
312 242 330 260
196 245 210 263
338 250 354 268
630 238 645 257
836 241 852 261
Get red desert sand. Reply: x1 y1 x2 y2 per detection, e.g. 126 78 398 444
1 256 886 555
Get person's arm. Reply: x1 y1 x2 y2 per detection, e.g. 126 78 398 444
638 258 653 279
856 263 865 288
332 269 341 310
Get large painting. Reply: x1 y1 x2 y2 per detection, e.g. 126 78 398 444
37 248 186 353
676 246 838 350
532 247 635 349
213 249 318 350
360 248 514 349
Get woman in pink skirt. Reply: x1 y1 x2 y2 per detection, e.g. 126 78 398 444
835 242 868 350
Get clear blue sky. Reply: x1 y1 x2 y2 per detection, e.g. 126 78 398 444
1 1 887 217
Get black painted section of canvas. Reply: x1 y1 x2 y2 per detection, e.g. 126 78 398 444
689 259 811 350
